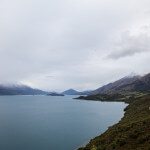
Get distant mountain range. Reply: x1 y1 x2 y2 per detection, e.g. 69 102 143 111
0 85 90 96
1 73 149 96
0 84 49 95
62 74 150 96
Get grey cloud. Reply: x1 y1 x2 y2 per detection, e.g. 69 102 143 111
0 0 150 91
107 30 150 59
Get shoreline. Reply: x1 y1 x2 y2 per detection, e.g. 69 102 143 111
75 99 128 150
77 94 150 150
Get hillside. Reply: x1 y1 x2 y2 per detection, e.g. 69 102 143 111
78 94 150 150
90 75 140 95
120 73 150 92
77 73 150 150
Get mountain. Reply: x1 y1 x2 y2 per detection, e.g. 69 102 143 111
118 73 150 93
0 84 49 95
62 89 80 95
62 89 92 95
90 75 141 95
77 73 150 101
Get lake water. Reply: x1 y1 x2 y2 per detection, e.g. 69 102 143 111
0 96 127 150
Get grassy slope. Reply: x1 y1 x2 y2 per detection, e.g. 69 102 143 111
78 94 150 150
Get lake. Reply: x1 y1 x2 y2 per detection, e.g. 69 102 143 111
0 96 127 150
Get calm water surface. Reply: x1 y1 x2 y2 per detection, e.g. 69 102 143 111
0 96 127 150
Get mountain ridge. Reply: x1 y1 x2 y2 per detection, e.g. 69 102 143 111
76 73 150 101
90 75 141 95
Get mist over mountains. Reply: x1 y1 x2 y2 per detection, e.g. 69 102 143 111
0 73 149 96
0 84 48 95
90 73 150 95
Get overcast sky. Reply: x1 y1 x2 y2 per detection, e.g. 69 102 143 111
0 0 150 91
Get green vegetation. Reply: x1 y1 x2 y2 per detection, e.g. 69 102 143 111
76 93 125 102
78 93 150 150
76 91 149 102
